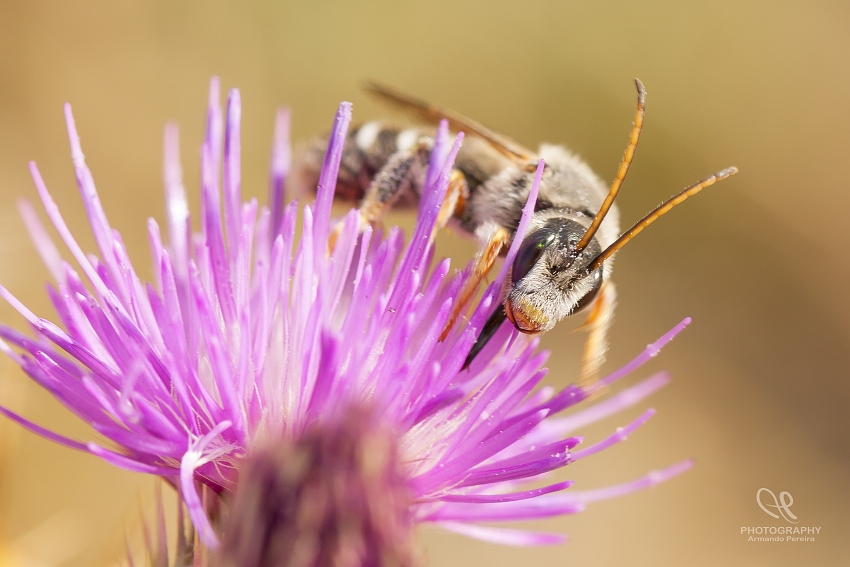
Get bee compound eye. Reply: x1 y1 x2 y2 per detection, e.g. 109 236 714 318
571 268 603 314
511 229 554 283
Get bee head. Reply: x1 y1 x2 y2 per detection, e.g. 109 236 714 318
505 215 604 334
465 79 738 369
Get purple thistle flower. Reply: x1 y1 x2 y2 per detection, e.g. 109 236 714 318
0 78 692 554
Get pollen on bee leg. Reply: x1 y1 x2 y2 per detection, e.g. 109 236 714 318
439 225 508 341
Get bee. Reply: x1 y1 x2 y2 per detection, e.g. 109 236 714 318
295 80 737 382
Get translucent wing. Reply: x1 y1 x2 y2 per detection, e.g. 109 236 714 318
365 81 537 164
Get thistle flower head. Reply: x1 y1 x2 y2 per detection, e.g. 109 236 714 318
221 405 415 567
0 78 692 556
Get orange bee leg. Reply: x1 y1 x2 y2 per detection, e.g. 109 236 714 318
332 166 467 254
356 139 432 227
328 140 432 253
439 225 509 341
432 169 468 238
577 281 617 392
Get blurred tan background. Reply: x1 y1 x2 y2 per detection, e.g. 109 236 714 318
0 0 848 565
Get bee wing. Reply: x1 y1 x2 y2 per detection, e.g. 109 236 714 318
365 81 537 164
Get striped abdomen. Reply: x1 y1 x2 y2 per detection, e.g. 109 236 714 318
296 121 432 204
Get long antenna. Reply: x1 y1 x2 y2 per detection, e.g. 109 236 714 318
585 167 739 273
574 78 647 255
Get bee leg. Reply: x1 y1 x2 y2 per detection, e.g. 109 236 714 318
432 169 469 240
440 223 509 341
578 281 617 391
328 137 433 253
357 138 434 230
